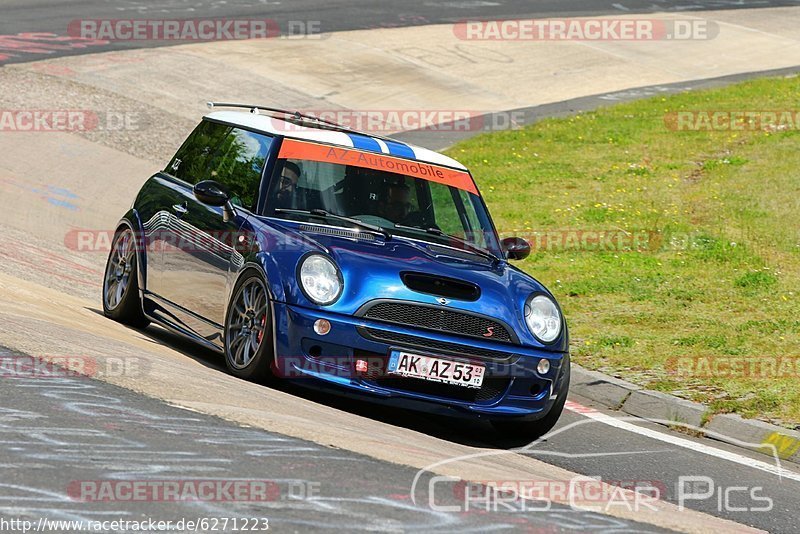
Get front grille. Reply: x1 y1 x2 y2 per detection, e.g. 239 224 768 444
361 302 514 343
360 328 515 363
356 350 509 404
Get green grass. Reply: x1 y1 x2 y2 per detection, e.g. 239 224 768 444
446 74 800 427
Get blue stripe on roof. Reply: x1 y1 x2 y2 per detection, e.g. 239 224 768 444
383 139 416 159
346 133 382 153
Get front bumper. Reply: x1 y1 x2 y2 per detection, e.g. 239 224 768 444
271 302 569 420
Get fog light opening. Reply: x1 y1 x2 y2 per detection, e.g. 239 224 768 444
537 358 551 375
314 319 331 336
308 345 322 358
530 384 543 397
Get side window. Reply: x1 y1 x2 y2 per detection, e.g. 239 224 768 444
205 128 274 209
457 189 487 247
267 159 347 213
166 121 231 184
429 183 464 237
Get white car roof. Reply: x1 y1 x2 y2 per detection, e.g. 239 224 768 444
205 110 468 171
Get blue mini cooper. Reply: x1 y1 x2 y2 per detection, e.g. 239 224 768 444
102 103 570 438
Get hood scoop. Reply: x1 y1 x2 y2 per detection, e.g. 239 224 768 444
401 272 481 301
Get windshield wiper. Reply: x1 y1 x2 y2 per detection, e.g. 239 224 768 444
394 224 500 263
274 208 392 240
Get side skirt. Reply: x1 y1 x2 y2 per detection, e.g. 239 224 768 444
141 291 224 353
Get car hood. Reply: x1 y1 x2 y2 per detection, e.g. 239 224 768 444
248 216 566 350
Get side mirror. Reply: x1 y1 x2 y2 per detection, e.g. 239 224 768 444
501 236 531 261
194 180 237 222
193 180 229 207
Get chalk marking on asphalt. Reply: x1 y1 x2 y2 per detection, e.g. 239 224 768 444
565 401 800 483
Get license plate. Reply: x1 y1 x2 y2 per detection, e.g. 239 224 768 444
387 351 485 389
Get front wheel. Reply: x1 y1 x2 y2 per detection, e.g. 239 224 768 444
223 271 275 382
102 227 149 329
491 356 570 440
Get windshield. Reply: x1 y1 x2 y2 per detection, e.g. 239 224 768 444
263 142 501 255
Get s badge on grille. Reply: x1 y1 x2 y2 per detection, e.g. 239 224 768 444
437 297 449 306
483 326 495 338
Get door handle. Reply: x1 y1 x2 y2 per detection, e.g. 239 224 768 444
172 203 188 215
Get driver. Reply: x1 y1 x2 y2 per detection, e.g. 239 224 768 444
383 181 412 222
275 161 301 209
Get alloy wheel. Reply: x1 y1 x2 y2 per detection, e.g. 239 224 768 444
226 277 269 369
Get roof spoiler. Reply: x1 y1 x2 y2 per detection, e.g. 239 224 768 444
206 101 401 143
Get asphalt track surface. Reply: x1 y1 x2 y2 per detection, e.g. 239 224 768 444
3 1 800 533
0 345 673 533
2 0 800 64
2 341 800 532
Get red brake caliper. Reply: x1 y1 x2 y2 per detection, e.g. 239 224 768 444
257 315 266 344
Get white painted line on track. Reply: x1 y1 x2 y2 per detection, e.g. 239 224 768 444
566 401 800 483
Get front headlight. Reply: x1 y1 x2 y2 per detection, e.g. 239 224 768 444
524 294 562 343
299 254 343 305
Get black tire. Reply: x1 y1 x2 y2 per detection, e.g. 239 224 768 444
491 355 570 440
223 270 275 382
102 227 150 329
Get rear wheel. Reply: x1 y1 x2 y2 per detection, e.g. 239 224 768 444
223 271 275 381
491 356 570 440
102 227 149 328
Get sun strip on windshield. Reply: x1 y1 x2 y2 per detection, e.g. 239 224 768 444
278 139 479 195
